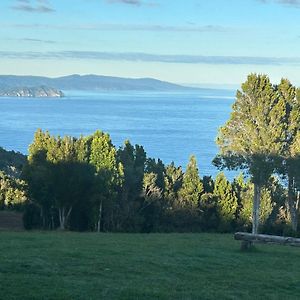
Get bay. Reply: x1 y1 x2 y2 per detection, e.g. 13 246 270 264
0 89 235 177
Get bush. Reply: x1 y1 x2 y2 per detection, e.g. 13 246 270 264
23 202 42 230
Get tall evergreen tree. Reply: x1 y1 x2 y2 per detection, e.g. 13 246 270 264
213 172 238 231
164 162 183 207
140 172 162 232
178 155 203 208
214 74 280 234
274 80 300 231
116 141 146 230
146 158 165 191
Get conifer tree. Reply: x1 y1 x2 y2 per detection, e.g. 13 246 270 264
164 162 183 207
275 80 300 231
178 155 203 208
214 74 280 234
116 141 146 230
213 172 238 230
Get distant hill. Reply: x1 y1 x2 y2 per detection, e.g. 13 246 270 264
0 86 64 98
0 147 27 178
0 75 197 92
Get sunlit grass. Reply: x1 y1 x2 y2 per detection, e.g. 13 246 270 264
0 232 299 299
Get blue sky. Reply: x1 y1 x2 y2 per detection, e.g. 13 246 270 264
1 0 300 86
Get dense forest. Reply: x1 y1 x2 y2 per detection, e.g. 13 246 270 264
0 74 299 235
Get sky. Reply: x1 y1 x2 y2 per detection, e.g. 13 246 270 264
1 0 300 86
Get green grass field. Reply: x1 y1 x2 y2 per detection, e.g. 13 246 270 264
0 232 299 299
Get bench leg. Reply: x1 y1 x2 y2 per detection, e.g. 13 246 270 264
241 240 252 251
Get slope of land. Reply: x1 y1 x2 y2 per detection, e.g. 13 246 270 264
0 74 197 91
0 86 64 98
0 232 299 299
0 147 27 177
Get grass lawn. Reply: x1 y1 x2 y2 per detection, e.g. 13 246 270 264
0 232 299 299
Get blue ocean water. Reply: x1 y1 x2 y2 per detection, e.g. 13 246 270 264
0 89 235 177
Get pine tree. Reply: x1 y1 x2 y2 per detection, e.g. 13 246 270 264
164 162 183 207
178 155 203 208
274 80 300 231
116 140 146 230
214 74 280 234
213 172 238 231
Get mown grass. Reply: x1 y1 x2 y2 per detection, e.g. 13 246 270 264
0 232 299 299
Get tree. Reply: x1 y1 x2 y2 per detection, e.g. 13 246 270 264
90 131 122 232
0 171 27 209
274 80 300 231
234 175 275 230
178 155 203 208
146 158 165 191
0 147 27 178
164 162 183 207
52 161 95 230
24 129 96 230
140 172 162 232
116 140 146 230
23 130 54 228
214 74 281 234
213 172 238 231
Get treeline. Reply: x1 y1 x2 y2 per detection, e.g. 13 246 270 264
0 73 299 235
0 129 294 234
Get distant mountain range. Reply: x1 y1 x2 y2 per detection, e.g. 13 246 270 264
0 74 197 92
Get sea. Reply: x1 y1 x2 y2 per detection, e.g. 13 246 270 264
0 89 236 178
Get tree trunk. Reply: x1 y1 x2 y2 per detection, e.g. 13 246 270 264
252 183 261 234
287 175 298 232
235 232 300 247
59 207 65 230
58 206 72 230
97 199 103 233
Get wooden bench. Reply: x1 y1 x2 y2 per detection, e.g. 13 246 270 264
234 232 300 250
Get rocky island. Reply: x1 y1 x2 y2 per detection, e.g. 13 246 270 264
0 86 64 98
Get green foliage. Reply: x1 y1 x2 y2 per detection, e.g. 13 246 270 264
163 162 183 206
0 146 27 177
142 172 162 203
178 155 203 208
273 80 300 231
90 131 122 231
145 158 165 190
140 172 163 232
215 74 278 183
22 202 42 229
7 84 298 235
213 172 238 231
0 171 27 209
214 74 300 233
237 178 275 228
116 140 147 231
24 130 96 230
